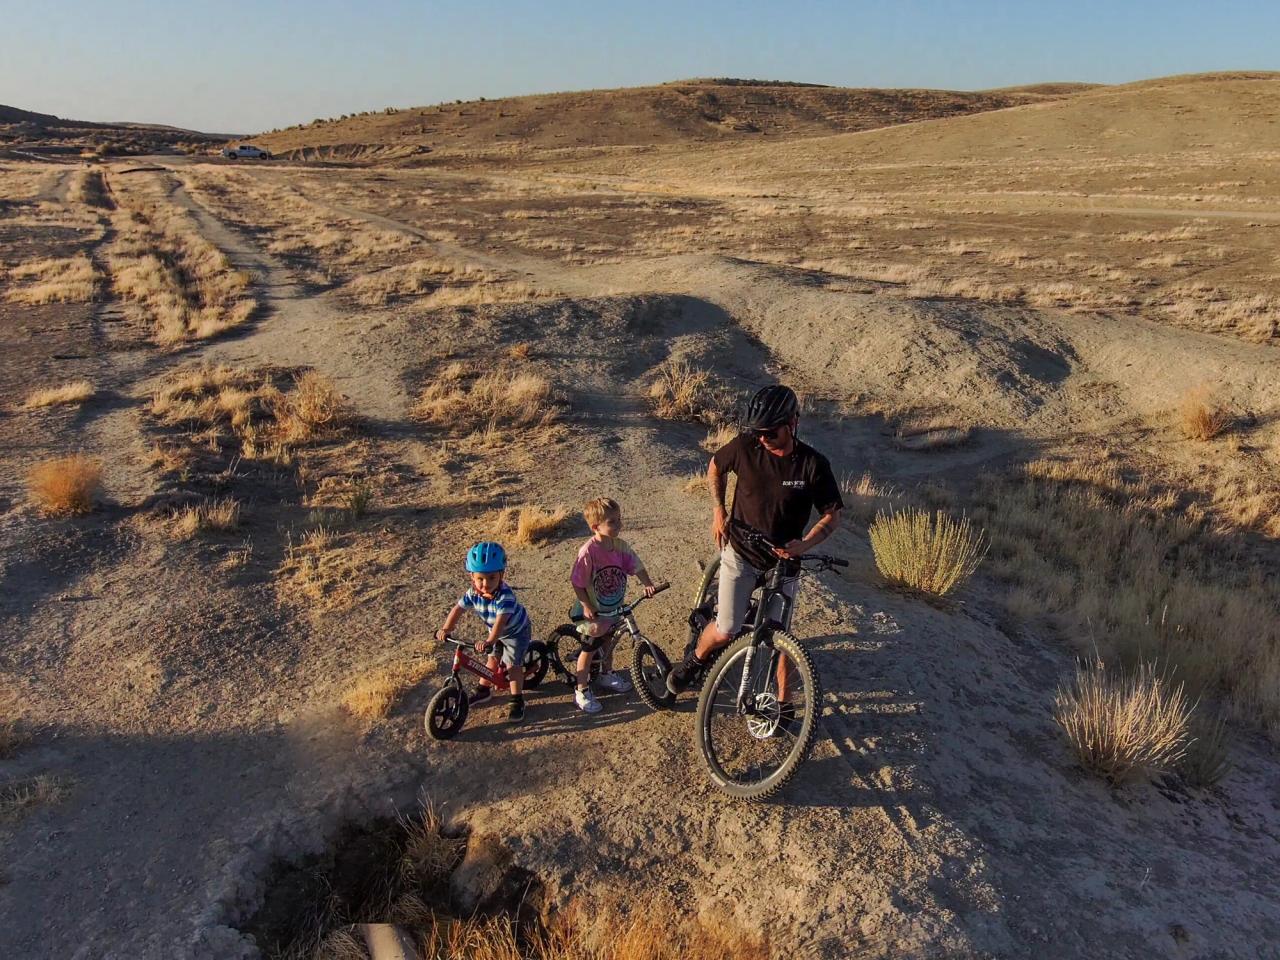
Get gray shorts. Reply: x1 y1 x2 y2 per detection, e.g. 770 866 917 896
494 625 533 668
715 545 798 639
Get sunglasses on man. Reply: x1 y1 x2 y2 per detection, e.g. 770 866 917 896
753 425 786 441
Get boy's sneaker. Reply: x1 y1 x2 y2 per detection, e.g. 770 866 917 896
468 686 493 706
595 671 632 694
666 652 705 695
575 687 603 714
506 696 525 724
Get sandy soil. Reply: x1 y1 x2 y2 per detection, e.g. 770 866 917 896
2 75 1280 959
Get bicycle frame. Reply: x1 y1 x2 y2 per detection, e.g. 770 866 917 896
447 640 512 688
738 558 803 712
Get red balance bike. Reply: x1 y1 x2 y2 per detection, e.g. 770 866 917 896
425 635 550 740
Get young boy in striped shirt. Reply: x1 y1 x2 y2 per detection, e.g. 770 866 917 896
435 541 532 724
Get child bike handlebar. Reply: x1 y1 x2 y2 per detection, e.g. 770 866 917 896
594 581 670 619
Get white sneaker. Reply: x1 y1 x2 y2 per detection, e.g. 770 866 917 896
575 687 603 714
595 671 633 693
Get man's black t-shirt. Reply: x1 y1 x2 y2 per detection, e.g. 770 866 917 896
712 432 844 569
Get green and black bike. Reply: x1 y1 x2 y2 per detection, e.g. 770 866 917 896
671 525 847 800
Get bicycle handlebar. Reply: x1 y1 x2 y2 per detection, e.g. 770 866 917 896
439 582 671 646
596 581 669 618
733 523 847 569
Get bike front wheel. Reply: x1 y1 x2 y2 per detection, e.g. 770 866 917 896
694 630 821 800
631 638 674 711
425 684 469 741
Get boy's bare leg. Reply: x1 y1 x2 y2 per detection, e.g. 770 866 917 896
777 654 790 703
483 654 500 690
575 649 592 688
600 635 619 674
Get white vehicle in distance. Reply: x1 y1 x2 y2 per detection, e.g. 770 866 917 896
220 144 271 160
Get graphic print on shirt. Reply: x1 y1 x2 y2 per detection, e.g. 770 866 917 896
591 564 628 609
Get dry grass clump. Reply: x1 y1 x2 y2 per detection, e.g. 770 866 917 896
22 380 95 409
4 255 98 304
700 423 740 453
151 365 352 459
341 659 433 720
414 367 560 433
494 505 573 546
970 456 1280 732
0 720 22 760
27 455 102 516
345 258 492 306
868 507 987 598
104 177 256 345
171 498 241 538
647 358 732 425
275 371 354 444
1178 387 1232 441
404 902 766 960
1179 710 1233 788
0 774 71 821
1053 658 1193 784
277 795 764 960
278 527 403 611
421 280 553 309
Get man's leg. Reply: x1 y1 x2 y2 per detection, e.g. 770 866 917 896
669 546 755 693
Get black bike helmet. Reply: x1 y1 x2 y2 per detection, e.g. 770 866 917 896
743 384 799 430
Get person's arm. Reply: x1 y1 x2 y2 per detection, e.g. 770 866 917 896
707 457 730 548
480 612 509 653
573 585 597 619
436 603 464 642
571 552 596 618
774 508 842 559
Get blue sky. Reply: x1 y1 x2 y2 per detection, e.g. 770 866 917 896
2 0 1276 133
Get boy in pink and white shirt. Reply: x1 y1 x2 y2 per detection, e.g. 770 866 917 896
569 497 658 713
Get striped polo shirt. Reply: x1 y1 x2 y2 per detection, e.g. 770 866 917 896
457 583 531 637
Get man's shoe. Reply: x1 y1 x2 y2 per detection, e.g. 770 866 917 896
506 697 525 723
665 652 704 695
595 671 632 694
468 685 493 706
575 687 603 714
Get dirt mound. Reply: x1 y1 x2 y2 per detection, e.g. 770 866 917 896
252 80 1084 159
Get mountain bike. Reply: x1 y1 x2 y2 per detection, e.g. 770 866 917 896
691 526 847 799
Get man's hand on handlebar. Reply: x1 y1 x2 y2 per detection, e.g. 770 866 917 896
772 539 807 560
435 628 449 643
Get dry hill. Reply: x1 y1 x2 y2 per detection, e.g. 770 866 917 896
0 103 228 159
253 78 1092 160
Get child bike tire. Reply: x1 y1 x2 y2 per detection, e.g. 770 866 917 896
425 685 468 740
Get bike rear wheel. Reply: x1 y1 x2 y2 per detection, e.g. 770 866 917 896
522 641 550 689
425 684 469 741
694 630 821 800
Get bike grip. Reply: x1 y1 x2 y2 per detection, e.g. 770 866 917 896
652 582 671 594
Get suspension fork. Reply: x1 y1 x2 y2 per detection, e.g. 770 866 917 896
736 586 776 712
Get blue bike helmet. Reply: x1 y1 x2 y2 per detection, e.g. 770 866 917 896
465 541 507 573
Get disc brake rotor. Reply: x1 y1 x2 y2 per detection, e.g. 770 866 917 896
746 691 781 740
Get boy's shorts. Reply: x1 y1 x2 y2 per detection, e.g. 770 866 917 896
494 624 533 668
569 601 619 652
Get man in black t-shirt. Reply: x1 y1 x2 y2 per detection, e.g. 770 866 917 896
667 384 844 694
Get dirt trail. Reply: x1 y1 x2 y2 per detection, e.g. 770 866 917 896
3 162 1280 960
